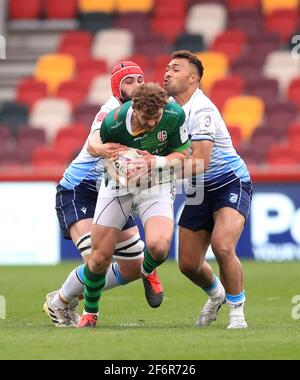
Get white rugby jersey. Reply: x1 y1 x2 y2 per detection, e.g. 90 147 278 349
182 89 250 191
60 96 120 190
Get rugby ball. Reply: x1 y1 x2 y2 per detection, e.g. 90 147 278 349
107 148 143 188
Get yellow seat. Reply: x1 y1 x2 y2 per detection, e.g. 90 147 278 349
196 52 229 93
115 0 153 13
223 96 265 140
35 54 75 94
79 0 115 13
262 0 299 15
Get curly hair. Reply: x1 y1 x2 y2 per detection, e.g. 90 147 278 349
131 83 168 115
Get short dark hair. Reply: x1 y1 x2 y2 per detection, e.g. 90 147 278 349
172 50 204 79
132 83 168 115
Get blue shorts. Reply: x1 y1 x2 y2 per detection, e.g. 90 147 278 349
56 183 136 240
179 180 253 232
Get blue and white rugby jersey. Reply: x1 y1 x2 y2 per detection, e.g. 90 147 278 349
60 96 120 191
182 89 251 191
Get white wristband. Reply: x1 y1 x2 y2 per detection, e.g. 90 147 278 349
154 156 167 169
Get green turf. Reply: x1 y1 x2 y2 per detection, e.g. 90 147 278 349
0 261 299 360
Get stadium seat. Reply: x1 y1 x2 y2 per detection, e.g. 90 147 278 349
262 0 299 15
264 51 300 94
55 123 88 142
228 0 261 11
210 76 244 111
92 29 134 68
154 5 186 20
126 54 150 72
0 151 28 167
115 0 154 13
45 0 78 19
76 58 107 88
57 80 87 109
79 0 115 13
0 102 29 130
58 31 93 51
228 9 264 37
16 79 48 109
236 144 261 165
79 12 113 33
87 75 112 105
174 33 205 53
223 96 265 140
54 125 88 153
265 9 300 42
246 78 279 106
113 13 151 36
288 122 300 141
212 29 247 62
9 0 42 19
135 35 168 57
31 146 73 168
35 54 76 94
265 102 298 131
250 127 282 162
73 104 101 126
247 32 281 63
228 126 243 148
287 78 300 110
0 125 11 142
16 127 47 157
186 4 227 46
30 98 72 141
58 45 91 67
267 143 297 166
196 52 229 93
151 17 185 44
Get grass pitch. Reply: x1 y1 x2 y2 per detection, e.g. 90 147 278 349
0 261 299 360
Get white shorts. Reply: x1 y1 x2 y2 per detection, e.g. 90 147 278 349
93 185 175 230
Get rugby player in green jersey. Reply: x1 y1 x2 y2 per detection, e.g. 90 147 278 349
78 83 190 328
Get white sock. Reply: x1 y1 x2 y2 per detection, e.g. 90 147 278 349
57 262 127 307
203 276 225 300
226 291 246 317
102 262 127 291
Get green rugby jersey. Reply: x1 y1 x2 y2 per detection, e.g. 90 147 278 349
100 101 189 155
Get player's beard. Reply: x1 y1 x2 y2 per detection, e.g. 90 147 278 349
120 90 131 103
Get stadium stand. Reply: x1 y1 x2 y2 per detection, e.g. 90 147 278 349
0 0 300 171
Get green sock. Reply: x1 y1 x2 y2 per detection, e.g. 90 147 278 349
142 250 167 275
83 264 106 314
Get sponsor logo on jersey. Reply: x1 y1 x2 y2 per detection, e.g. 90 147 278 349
157 130 168 142
229 193 238 203
113 107 122 121
204 115 212 128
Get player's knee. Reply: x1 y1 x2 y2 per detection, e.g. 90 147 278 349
147 240 169 261
89 254 111 273
178 258 195 278
211 240 235 263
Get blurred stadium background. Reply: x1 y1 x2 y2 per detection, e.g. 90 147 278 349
0 0 300 265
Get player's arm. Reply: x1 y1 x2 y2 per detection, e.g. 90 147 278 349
87 118 123 160
185 107 216 177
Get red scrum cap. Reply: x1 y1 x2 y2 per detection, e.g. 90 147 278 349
111 61 144 101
